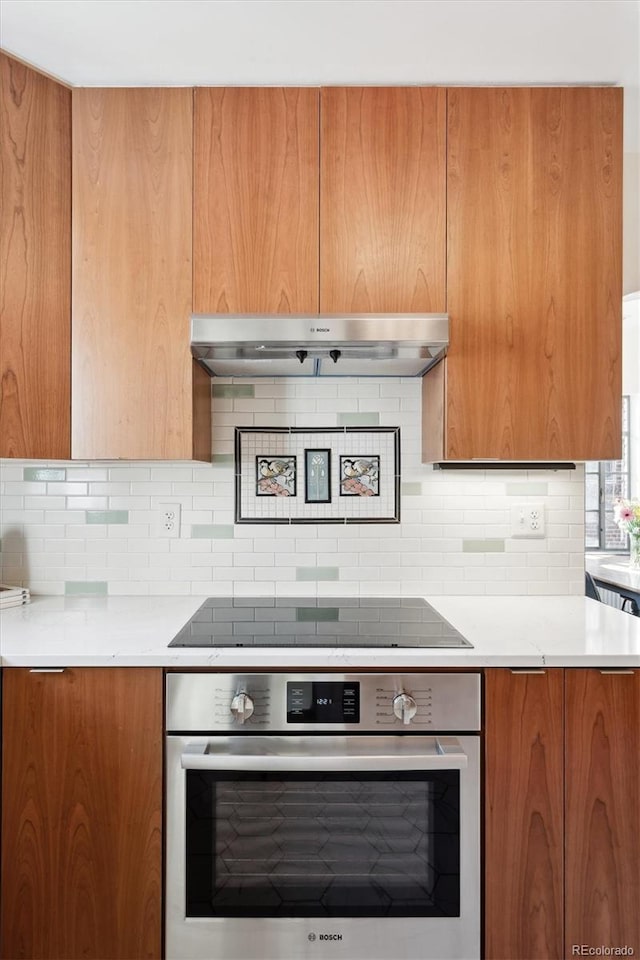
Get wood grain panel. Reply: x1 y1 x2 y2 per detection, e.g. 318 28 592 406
191 359 212 463
421 358 446 462
72 87 199 459
1 668 163 960
485 669 564 959
565 669 640 956
320 87 446 313
194 87 319 313
0 53 70 458
446 87 622 460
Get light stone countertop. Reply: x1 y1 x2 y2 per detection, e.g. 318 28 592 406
1 594 639 667
586 552 640 595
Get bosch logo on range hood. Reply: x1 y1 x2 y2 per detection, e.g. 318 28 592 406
190 314 449 378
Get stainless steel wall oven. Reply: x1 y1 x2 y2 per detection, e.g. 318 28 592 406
165 672 481 960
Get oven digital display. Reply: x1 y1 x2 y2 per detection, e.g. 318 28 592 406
286 681 360 723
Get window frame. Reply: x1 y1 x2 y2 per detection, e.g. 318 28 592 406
585 395 631 553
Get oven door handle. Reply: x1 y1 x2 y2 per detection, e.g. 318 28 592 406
179 736 469 772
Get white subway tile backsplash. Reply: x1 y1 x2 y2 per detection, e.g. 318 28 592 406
3 509 45 523
48 482 89 495
0 379 585 596
109 468 151 482
150 467 194 482
66 497 109 510
5 481 47 495
89 482 131 496
44 510 86 524
66 467 109 481
0 464 27 481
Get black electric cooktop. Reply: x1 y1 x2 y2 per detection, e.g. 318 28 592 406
168 596 473 649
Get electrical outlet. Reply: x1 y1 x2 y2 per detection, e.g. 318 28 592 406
510 503 546 538
156 502 181 539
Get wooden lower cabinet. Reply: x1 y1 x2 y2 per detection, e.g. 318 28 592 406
565 669 640 958
1 668 163 960
485 668 640 960
485 668 565 960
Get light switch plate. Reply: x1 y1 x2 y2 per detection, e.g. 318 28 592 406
510 503 546 538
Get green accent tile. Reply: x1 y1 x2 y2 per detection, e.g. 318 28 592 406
212 453 235 465
296 607 340 622
212 384 255 399
506 482 549 496
85 510 129 524
337 413 380 426
402 482 423 496
296 567 340 582
65 581 108 596
463 539 506 553
191 524 235 539
23 467 66 481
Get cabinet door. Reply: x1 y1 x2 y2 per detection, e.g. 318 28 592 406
320 86 446 313
0 53 70 459
72 88 209 460
444 87 622 460
565 669 640 956
194 87 319 314
1 667 163 960
485 669 564 959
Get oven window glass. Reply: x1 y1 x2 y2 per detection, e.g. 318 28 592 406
185 771 460 918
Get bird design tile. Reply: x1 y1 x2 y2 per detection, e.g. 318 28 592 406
255 456 297 496
340 456 380 496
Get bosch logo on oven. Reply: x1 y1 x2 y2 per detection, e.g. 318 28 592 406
308 932 343 942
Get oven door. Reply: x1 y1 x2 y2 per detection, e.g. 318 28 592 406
166 735 480 960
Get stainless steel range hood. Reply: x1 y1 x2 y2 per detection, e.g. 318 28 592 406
191 314 449 378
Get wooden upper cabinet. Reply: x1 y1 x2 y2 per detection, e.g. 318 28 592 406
72 88 210 460
0 53 71 459
565 669 640 957
1 668 163 960
427 86 623 461
320 87 446 313
485 669 564 960
194 87 319 314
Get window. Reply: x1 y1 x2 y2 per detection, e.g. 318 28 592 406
585 396 630 550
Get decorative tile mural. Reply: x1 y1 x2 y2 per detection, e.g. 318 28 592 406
235 428 400 523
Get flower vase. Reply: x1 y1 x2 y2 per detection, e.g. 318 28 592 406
630 533 640 570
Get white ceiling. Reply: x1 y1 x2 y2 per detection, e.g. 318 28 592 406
0 0 637 89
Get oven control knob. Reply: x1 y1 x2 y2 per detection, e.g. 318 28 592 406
230 692 255 724
393 693 418 725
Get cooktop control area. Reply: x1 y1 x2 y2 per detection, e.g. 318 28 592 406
168 596 473 648
165 672 481 732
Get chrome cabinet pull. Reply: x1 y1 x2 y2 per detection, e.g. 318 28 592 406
29 668 66 673
599 669 635 675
